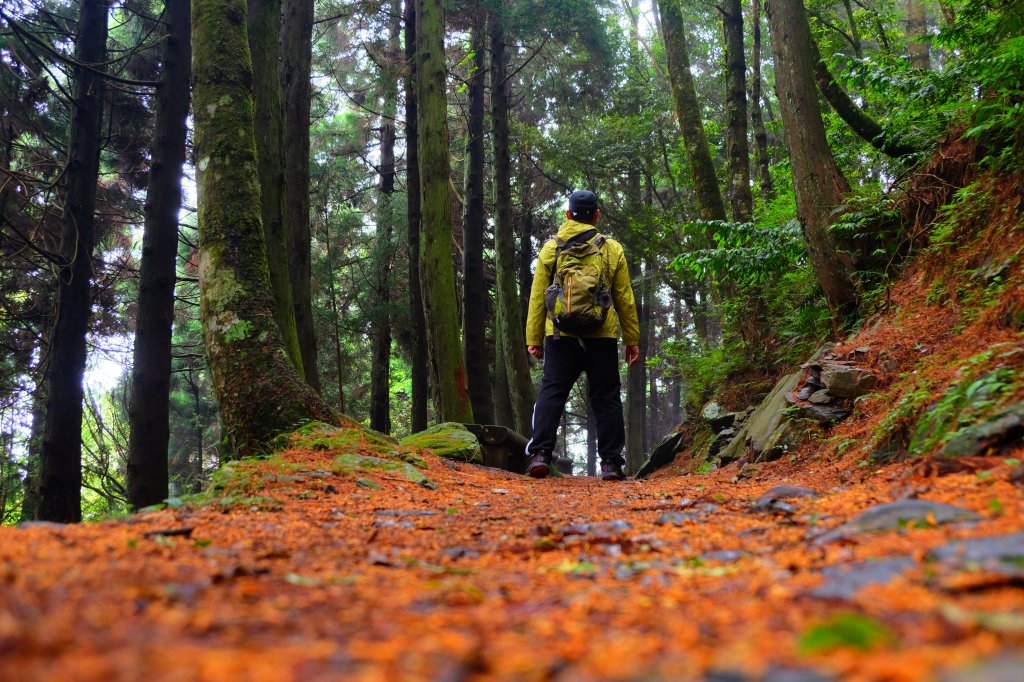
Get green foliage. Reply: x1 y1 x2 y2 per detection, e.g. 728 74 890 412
670 219 805 287
873 345 1022 457
798 612 897 655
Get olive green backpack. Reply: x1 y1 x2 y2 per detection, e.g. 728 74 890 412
543 229 612 339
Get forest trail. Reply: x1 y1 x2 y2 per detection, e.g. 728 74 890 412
2 425 1022 682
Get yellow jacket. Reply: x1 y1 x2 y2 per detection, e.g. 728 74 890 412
525 219 640 347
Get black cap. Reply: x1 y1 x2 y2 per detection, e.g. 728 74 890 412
567 190 598 216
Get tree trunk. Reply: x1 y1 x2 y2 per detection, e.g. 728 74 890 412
404 0 428 432
518 211 532 325
586 396 597 477
416 0 473 423
767 0 858 320
127 0 191 510
490 5 535 435
658 0 726 223
722 0 752 222
192 0 334 455
905 0 930 69
625 257 646 473
322 214 347 414
841 0 863 57
248 0 303 374
37 0 108 522
20 383 46 521
749 0 774 200
281 0 320 392
461 2 494 425
370 0 400 435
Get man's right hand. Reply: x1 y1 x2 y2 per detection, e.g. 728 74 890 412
527 345 544 360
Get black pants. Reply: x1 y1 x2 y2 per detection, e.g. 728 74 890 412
526 336 626 466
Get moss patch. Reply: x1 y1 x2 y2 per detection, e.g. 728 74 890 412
332 453 435 489
400 423 484 464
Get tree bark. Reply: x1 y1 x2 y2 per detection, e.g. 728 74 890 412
370 0 400 435
625 257 646 473
404 0 428 432
127 0 191 510
281 0 320 392
749 0 774 200
905 0 930 69
722 0 752 222
768 0 858 320
248 0 303 375
192 0 334 456
416 0 473 423
461 2 494 425
37 0 108 522
658 0 726 223
490 5 535 435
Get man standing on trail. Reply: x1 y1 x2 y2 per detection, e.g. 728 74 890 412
523 189 641 481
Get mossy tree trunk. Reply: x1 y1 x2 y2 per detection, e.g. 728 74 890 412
722 0 752 222
127 0 191 510
37 0 108 522
192 0 334 455
749 0 774 200
659 0 726 224
281 0 320 393
370 0 400 435
416 0 473 423
247 0 303 376
404 0 428 432
461 2 494 426
768 0 858 321
811 38 922 159
490 5 534 435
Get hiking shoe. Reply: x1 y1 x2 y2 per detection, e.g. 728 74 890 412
600 462 626 481
527 451 552 478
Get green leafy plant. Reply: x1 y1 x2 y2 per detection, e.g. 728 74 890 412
798 612 897 655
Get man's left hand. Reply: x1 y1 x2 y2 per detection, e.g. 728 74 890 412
625 345 640 367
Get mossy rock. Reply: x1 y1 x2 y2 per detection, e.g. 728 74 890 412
333 453 435 489
400 422 484 464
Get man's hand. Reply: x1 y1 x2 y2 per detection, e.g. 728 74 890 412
528 345 544 360
625 345 640 367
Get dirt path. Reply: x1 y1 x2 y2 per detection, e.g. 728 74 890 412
2 429 1023 681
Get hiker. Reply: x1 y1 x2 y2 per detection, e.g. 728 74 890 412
523 189 640 481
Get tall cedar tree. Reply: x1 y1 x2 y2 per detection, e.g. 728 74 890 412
127 0 192 510
248 0 303 375
490 4 535 435
370 0 400 434
658 0 726 223
748 0 773 199
416 0 473 423
192 0 334 455
404 0 428 432
462 2 494 425
281 0 320 393
767 0 858 319
722 0 752 221
37 0 108 522
625 2 647 472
